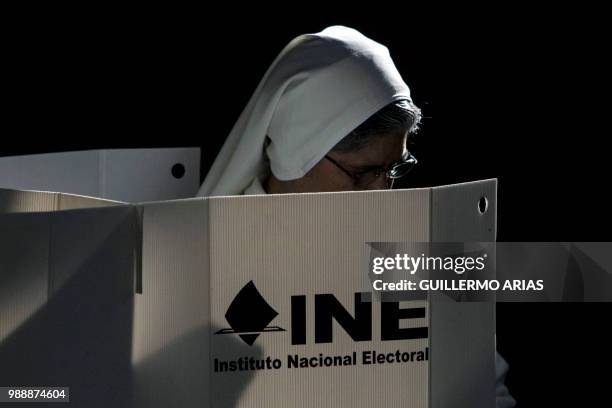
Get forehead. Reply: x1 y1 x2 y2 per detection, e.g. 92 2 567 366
342 131 407 165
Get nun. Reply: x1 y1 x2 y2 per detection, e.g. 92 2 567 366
197 25 515 407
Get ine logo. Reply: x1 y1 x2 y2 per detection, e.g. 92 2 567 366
216 281 428 347
215 281 285 346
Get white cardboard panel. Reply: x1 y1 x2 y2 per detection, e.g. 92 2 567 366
132 198 210 408
0 151 100 197
430 179 497 408
0 179 497 407
0 188 120 213
0 148 200 202
0 212 49 344
208 189 431 408
102 148 200 202
0 206 140 407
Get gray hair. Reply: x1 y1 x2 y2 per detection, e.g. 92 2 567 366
331 99 422 153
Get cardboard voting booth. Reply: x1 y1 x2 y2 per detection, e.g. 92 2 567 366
0 148 201 202
0 179 496 407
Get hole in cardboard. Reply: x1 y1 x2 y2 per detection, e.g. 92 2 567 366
171 163 186 179
478 196 488 214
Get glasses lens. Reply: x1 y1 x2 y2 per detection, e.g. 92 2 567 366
388 156 417 179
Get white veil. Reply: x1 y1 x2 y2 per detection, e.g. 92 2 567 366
197 25 413 197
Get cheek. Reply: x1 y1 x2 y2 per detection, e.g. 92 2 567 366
365 177 392 191
303 161 353 192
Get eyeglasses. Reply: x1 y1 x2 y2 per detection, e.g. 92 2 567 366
324 152 417 189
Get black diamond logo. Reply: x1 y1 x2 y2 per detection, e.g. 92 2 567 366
215 281 285 346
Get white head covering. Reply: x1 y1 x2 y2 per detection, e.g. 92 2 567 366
197 25 413 197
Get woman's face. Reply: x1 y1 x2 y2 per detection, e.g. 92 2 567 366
265 131 407 194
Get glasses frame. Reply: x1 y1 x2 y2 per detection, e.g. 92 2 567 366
324 152 417 189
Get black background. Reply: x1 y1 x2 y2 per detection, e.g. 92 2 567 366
2 7 610 406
